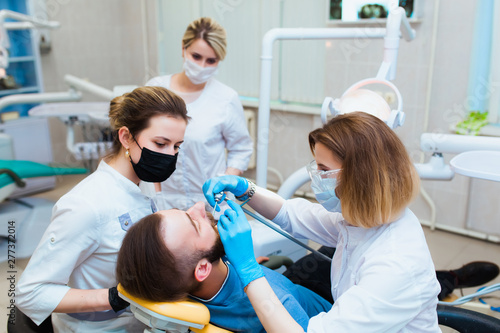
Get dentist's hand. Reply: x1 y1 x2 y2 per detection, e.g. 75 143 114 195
203 176 249 210
218 200 264 288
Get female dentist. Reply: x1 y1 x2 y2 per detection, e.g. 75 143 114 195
204 112 441 332
17 86 189 332
145 17 253 210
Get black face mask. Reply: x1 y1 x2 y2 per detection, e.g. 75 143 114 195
129 139 177 183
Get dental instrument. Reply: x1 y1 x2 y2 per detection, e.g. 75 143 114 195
212 192 224 216
214 193 332 263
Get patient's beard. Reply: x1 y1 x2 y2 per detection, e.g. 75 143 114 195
204 212 226 263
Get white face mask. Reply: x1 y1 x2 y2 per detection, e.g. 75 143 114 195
183 58 218 85
307 160 342 213
311 178 342 213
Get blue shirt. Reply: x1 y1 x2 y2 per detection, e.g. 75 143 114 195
191 260 331 333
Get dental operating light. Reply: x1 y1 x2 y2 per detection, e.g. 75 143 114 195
321 79 405 129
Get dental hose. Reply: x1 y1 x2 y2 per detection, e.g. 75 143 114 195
241 207 332 263
438 283 500 309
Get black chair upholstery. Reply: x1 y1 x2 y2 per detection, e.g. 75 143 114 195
438 304 500 333
7 306 53 333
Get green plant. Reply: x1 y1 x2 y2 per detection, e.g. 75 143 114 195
455 111 489 136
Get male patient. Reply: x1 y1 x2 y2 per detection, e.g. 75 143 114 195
116 202 331 333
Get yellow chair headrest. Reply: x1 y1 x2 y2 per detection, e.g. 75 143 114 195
117 284 210 326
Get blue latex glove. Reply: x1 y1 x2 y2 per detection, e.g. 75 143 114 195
218 200 264 288
203 175 249 211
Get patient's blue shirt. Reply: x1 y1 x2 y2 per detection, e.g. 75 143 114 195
190 259 331 333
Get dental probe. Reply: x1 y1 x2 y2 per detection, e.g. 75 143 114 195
212 192 224 216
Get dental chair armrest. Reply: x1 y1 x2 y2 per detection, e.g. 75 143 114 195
261 255 294 270
0 168 26 188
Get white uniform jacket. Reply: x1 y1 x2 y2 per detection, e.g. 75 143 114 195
17 161 154 332
273 198 441 333
145 75 253 210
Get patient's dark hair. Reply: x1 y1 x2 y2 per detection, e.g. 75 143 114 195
117 213 197 302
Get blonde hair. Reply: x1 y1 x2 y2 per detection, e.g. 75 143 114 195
182 17 227 61
308 112 419 228
108 86 189 156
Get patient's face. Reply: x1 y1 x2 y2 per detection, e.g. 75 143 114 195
159 202 224 260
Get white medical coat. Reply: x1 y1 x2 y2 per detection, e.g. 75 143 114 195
273 198 441 332
17 161 152 332
145 75 253 210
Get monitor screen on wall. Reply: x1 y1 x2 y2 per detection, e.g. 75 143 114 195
328 0 415 22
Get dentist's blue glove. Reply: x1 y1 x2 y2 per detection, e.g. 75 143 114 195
203 175 249 210
218 200 264 288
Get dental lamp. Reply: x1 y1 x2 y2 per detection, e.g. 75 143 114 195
278 82 405 199
320 79 405 129
320 1 413 130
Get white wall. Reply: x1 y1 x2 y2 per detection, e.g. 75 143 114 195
40 0 157 92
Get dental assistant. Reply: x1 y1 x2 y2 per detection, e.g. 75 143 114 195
16 86 189 332
145 17 253 210
204 112 441 332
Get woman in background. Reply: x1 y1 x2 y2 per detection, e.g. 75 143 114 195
145 17 253 210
